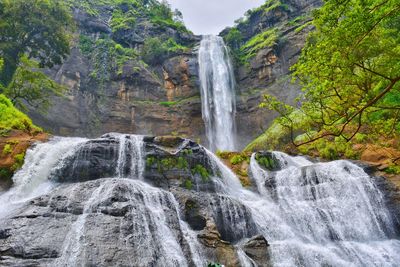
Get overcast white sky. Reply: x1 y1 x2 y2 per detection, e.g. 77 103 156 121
167 0 265 35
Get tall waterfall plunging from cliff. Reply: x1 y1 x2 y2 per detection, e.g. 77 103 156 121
1 134 399 266
198 35 236 151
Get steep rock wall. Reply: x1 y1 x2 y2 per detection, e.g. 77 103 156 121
28 0 322 149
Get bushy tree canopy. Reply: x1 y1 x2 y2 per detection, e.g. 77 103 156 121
262 0 400 146
0 0 73 88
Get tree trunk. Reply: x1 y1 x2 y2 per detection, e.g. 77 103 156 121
0 59 18 90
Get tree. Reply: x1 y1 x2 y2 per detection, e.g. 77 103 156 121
141 37 168 65
224 28 243 51
0 0 73 89
261 0 400 146
5 57 64 113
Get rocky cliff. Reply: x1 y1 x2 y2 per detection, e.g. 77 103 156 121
28 0 322 148
1 134 399 266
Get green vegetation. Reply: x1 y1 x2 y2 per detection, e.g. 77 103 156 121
73 0 192 69
78 34 139 90
191 164 210 182
160 101 178 107
241 28 279 60
183 179 193 190
256 153 279 171
146 156 190 172
244 0 290 22
230 154 246 165
249 0 400 166
141 37 189 65
294 21 313 33
2 144 12 155
12 152 25 171
0 94 40 132
384 165 400 175
5 57 65 112
287 15 309 27
224 28 243 51
146 154 212 184
0 168 13 181
111 8 136 32
222 0 292 65
0 0 73 88
147 0 189 33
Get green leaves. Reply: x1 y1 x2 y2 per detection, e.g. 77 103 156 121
286 0 400 144
5 57 64 113
0 0 73 88
0 94 40 132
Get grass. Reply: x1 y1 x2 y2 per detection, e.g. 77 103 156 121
241 28 279 60
160 101 178 107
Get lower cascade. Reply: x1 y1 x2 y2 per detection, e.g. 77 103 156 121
198 35 237 152
0 134 399 266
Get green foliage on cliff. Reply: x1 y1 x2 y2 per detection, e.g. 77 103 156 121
147 0 189 33
141 37 189 65
72 0 191 68
261 0 400 145
241 28 279 60
240 0 290 27
0 0 73 88
248 0 400 163
4 57 65 113
223 0 293 65
111 8 137 32
0 94 40 132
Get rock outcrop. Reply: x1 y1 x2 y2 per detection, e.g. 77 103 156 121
1 134 400 266
26 0 323 149
0 134 270 266
221 0 323 145
0 130 48 191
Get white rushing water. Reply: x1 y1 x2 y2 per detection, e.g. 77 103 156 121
113 133 145 179
1 135 399 266
243 152 400 266
56 179 200 267
198 35 237 151
0 137 87 218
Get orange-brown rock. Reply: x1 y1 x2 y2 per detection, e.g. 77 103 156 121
0 130 49 190
163 56 196 101
198 221 239 267
360 144 400 170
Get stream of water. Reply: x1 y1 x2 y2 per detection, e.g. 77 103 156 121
198 35 237 152
1 136 399 266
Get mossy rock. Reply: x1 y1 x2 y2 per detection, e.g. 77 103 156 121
255 152 280 171
153 136 184 148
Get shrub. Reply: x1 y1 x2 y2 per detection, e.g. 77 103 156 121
141 37 169 65
0 94 40 132
2 144 12 155
385 165 400 175
12 153 25 171
160 101 177 107
191 164 210 182
230 155 245 165
184 179 193 190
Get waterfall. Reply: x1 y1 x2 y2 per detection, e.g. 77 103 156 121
55 179 194 267
1 135 399 266
246 152 400 266
113 133 145 179
198 35 237 152
0 137 87 218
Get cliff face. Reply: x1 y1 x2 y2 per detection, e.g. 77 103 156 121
221 0 322 145
28 0 322 148
29 0 204 140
